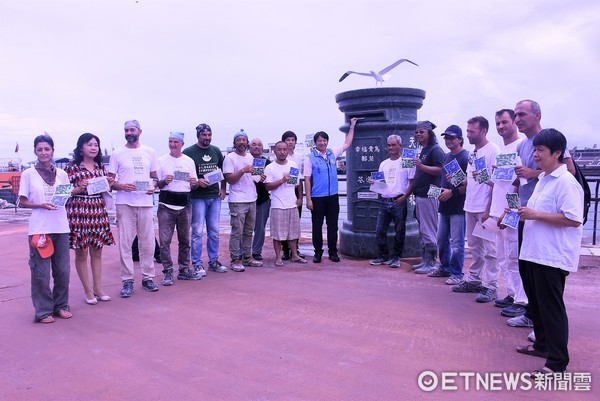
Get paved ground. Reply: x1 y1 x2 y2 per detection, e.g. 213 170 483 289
1 208 599 400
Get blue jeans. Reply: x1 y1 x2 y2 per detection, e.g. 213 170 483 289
191 197 221 266
437 213 466 279
375 200 407 258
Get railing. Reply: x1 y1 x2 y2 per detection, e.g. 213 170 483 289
589 178 600 245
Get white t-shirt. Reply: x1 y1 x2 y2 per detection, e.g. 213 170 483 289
223 151 257 203
157 153 198 210
464 141 500 213
265 160 299 209
108 144 158 207
520 164 583 272
370 157 415 198
489 138 523 218
19 167 70 235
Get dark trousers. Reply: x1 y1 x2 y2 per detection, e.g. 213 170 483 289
311 194 339 254
518 221 532 319
375 200 407 258
521 260 570 372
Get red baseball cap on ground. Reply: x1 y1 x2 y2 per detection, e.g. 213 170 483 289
31 234 54 259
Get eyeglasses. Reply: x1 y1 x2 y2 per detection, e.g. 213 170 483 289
124 128 137 132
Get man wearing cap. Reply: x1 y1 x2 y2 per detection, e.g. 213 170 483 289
223 129 263 271
248 137 271 261
183 123 227 275
108 119 160 297
424 125 468 283
409 121 445 273
368 134 414 269
452 116 500 303
156 132 201 286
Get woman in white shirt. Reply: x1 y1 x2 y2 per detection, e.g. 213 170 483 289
18 134 73 323
515 129 583 377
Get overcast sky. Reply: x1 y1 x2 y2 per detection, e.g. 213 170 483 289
1 0 599 162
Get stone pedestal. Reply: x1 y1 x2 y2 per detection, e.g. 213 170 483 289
335 87 426 259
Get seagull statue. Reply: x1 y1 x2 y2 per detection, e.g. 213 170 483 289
339 58 418 84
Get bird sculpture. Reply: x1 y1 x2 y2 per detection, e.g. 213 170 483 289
339 58 418 84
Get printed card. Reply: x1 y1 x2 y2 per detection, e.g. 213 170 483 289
475 168 490 184
506 193 520 209
86 176 110 195
501 211 520 229
173 170 190 181
134 180 150 192
205 168 224 185
474 156 486 172
288 167 299 185
402 148 417 167
49 184 73 207
427 185 442 199
492 166 516 182
444 159 461 176
496 153 517 167
371 171 385 182
305 134 315 148
450 169 467 187
252 158 266 175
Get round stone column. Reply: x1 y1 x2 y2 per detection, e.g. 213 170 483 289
335 87 426 258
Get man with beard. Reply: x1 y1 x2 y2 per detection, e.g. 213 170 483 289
452 116 500 303
183 123 227 276
108 120 160 298
223 130 263 272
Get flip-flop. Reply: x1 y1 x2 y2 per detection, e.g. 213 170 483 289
516 344 548 359
530 367 562 379
291 258 307 264
54 309 73 319
274 261 284 267
37 315 55 324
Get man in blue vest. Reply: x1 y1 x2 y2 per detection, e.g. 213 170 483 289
304 117 357 263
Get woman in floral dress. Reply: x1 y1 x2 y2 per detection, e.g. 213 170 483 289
65 133 115 304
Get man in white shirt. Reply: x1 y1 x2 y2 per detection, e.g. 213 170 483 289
281 130 305 260
223 130 263 271
488 109 527 317
156 132 200 286
108 120 160 297
265 141 307 266
452 116 500 303
368 135 414 268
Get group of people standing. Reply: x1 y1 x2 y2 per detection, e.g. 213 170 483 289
18 117 356 317
368 99 584 377
19 101 583 377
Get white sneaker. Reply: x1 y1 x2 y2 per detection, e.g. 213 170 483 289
230 260 245 272
507 315 534 327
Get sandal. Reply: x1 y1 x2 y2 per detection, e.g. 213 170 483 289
274 261 285 267
530 367 562 379
37 315 55 324
516 344 548 359
55 309 73 319
291 258 307 264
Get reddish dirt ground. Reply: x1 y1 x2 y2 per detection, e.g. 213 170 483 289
1 218 598 401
